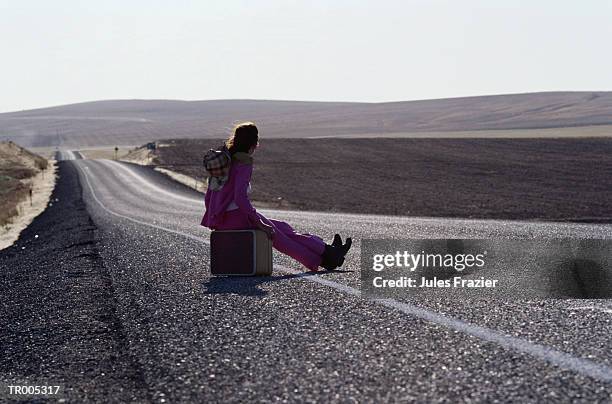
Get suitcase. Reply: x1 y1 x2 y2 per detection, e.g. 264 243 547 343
210 230 273 276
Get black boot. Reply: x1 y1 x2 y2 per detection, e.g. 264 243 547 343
332 234 342 247
320 244 344 270
334 237 352 268
341 237 352 256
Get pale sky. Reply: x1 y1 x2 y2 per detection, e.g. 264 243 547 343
1 0 611 112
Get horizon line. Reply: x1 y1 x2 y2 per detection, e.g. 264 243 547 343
2 89 611 114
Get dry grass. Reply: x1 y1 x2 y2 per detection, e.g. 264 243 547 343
0 177 28 227
0 141 48 226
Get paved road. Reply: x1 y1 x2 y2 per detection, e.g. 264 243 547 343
56 149 83 161
63 154 612 402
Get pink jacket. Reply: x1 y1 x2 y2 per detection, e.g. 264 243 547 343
201 161 258 229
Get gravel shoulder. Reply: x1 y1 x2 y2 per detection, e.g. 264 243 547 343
0 161 149 402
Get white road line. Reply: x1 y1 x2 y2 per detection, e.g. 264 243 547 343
74 160 612 384
567 305 612 315
78 161 205 243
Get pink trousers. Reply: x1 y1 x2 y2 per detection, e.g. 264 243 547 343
213 209 325 271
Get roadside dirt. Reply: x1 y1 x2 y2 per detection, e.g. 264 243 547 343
0 141 56 250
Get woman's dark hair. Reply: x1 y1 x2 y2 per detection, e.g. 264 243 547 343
225 122 259 155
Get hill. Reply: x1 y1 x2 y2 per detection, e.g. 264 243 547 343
1 92 612 147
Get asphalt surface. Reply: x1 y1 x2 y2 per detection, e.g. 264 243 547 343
0 161 148 402
2 154 612 402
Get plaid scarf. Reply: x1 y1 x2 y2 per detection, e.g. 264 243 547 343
205 148 253 191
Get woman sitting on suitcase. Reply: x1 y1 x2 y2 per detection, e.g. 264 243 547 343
201 122 351 271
